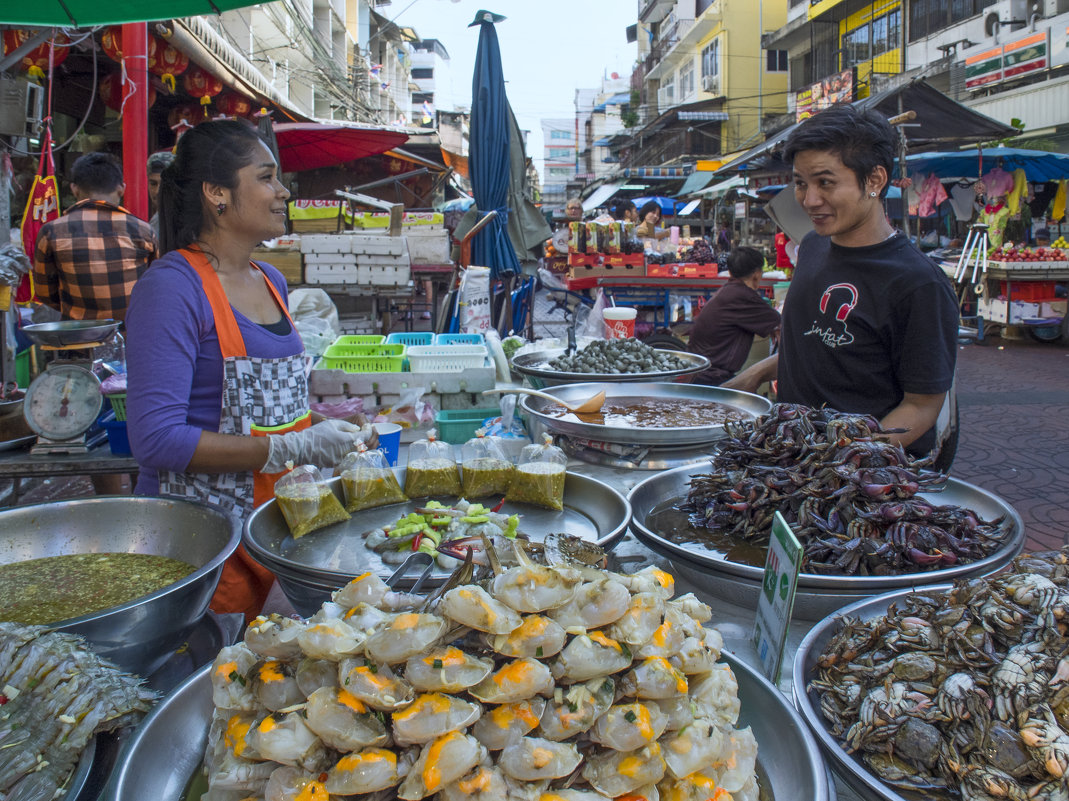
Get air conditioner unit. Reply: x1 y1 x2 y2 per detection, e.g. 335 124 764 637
984 0 1030 35
701 74 721 95
0 77 43 138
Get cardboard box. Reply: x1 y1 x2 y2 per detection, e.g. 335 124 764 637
567 262 646 281
1041 300 1067 318
253 248 302 285
1010 300 1042 323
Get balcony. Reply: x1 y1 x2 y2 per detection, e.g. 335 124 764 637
639 0 675 24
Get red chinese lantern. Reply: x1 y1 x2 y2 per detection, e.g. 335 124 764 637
213 92 254 119
147 35 188 93
99 72 157 113
100 26 124 63
167 103 205 130
182 64 223 107
2 30 69 81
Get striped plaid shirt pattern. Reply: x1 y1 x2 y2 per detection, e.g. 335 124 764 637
33 199 158 321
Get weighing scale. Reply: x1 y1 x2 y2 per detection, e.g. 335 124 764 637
20 321 121 456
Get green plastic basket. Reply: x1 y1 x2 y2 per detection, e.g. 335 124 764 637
334 335 385 346
107 393 127 421
317 353 404 372
435 407 501 444
325 340 401 359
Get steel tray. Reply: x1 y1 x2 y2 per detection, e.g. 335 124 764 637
519 381 771 446
793 586 954 801
244 470 631 615
21 320 120 348
512 348 709 388
104 649 832 801
628 464 1024 620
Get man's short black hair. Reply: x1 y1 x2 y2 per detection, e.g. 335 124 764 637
726 246 765 280
71 152 124 194
783 104 895 198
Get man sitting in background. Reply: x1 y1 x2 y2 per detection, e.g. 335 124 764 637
146 151 175 236
688 246 780 386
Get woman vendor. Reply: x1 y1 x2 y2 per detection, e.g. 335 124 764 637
126 120 375 619
635 200 671 240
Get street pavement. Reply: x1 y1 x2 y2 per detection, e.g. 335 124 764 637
4 332 1068 554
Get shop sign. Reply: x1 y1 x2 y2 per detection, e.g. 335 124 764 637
752 512 802 683
734 201 747 216
1054 25 1069 68
795 68 856 122
965 45 1003 88
966 30 1050 89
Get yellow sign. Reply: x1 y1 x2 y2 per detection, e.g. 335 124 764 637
808 0 847 20
696 160 723 172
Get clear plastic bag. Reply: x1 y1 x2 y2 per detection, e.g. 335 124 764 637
338 446 407 512
274 465 350 539
404 430 461 498
460 433 515 499
505 435 567 511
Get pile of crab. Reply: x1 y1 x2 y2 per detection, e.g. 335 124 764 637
811 547 1069 801
201 538 760 801
681 403 1010 576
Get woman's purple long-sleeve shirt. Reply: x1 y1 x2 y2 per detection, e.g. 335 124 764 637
125 250 303 495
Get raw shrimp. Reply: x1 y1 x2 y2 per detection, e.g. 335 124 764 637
550 631 633 682
497 736 581 781
338 658 415 711
249 660 305 712
618 656 689 699
363 613 448 664
296 617 365 661
634 617 685 660
440 585 523 634
439 764 510 801
249 712 327 772
537 677 615 741
333 571 421 612
491 544 581 613
295 658 340 697
211 645 260 712
404 646 493 693
470 698 546 750
581 741 666 796
607 592 666 646
263 765 327 801
549 580 631 631
589 701 668 751
323 747 400 795
688 665 740 727
244 614 306 661
391 692 482 746
488 615 567 659
469 658 555 704
304 686 389 751
662 719 729 779
397 731 485 800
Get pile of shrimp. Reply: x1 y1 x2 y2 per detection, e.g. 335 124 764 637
201 546 760 801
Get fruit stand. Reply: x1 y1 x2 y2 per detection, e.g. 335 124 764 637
977 241 1069 343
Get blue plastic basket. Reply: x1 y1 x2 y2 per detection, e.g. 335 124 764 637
435 333 485 346
386 332 434 347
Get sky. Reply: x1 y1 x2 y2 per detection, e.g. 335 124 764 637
385 0 639 177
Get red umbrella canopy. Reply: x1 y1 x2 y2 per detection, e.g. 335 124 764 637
272 123 409 173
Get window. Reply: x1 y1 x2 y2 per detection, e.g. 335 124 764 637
842 9 901 68
548 147 573 159
910 0 995 41
548 167 573 178
872 10 901 55
766 49 788 72
701 39 720 77
679 61 695 98
659 74 676 107
843 23 872 66
412 91 434 104
411 67 434 80
550 130 572 141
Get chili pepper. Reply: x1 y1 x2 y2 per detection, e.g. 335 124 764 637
411 531 424 551
491 497 506 513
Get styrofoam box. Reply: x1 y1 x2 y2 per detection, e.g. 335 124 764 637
368 266 412 286
303 253 357 266
351 235 408 257
1010 300 1042 323
405 230 450 264
304 263 360 284
978 298 1008 324
299 234 352 254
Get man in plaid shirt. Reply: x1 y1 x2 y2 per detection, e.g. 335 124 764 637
33 152 158 322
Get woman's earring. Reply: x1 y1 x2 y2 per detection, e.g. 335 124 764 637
216 202 227 216
869 191 877 197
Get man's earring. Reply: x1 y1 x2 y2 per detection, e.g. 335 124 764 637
216 202 227 216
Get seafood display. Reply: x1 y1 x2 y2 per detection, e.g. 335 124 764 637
0 623 156 801
198 550 760 801
365 501 520 568
548 338 691 375
809 547 1069 800
682 404 1010 575
542 396 749 429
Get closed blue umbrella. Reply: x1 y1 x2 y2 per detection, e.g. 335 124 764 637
469 10 520 279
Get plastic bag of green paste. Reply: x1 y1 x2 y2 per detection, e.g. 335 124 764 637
405 430 461 498
461 432 515 498
338 446 407 512
505 435 567 511
274 465 350 538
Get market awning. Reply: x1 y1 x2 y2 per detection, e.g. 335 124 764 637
2 0 259 25
678 199 702 216
906 147 1069 182
694 175 747 198
623 166 691 179
679 172 714 195
593 93 631 113
582 181 625 212
273 123 410 172
592 137 615 147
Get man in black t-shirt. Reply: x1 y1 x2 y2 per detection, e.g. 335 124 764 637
725 105 958 458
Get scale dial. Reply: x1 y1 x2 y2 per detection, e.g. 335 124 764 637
23 364 103 442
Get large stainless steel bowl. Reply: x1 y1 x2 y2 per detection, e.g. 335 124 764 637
793 586 953 801
519 381 772 446
0 497 240 676
104 649 832 801
628 464 1024 620
21 320 120 347
245 470 632 616
512 348 709 388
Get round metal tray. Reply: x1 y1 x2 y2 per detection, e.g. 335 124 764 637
627 464 1024 620
512 348 709 388
519 381 771 446
104 648 831 801
793 586 954 801
21 320 120 348
245 470 631 615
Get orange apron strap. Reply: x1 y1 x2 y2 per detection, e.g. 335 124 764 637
180 247 248 359
210 544 277 623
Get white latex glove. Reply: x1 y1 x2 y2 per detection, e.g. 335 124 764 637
263 419 370 473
